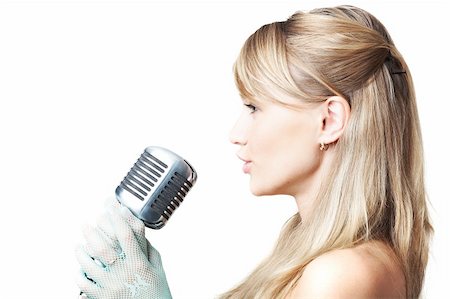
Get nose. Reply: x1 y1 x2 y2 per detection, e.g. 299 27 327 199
229 111 248 146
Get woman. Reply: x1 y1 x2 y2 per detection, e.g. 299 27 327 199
223 5 432 298
76 5 432 298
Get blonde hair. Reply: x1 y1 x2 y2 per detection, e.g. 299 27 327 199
222 5 432 298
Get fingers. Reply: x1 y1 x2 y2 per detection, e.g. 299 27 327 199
82 225 118 266
117 205 149 256
75 270 98 299
97 202 150 257
110 203 147 238
96 212 116 243
75 245 109 288
108 207 145 260
104 197 146 238
76 274 103 299
117 204 145 234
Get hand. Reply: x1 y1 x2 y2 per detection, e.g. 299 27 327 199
76 200 172 299
92 198 150 258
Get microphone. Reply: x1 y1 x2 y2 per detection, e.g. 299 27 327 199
115 146 197 229
79 146 196 297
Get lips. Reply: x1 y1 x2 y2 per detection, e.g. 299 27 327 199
237 154 252 174
242 161 252 174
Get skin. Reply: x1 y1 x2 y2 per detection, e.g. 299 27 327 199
229 93 348 219
229 93 406 298
289 240 406 298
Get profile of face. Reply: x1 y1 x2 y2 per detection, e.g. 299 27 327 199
230 90 349 199
230 94 318 198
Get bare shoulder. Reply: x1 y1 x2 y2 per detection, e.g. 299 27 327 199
289 241 405 298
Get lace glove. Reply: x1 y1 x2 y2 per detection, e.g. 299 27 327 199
92 198 151 259
76 201 172 299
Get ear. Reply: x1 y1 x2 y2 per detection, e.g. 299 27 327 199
319 96 351 145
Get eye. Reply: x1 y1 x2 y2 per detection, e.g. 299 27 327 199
244 103 258 114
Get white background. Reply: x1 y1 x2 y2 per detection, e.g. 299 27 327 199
0 0 448 298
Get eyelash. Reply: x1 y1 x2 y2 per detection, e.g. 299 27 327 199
244 103 258 113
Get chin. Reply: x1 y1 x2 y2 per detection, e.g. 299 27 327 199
249 184 278 197
249 178 291 197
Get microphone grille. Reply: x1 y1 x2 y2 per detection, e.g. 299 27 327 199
151 172 194 220
119 151 168 201
116 146 197 229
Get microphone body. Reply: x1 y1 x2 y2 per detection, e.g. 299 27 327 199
115 146 197 229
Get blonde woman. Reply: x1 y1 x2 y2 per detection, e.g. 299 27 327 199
224 5 432 299
76 5 432 299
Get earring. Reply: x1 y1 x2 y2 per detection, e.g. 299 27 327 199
319 142 329 151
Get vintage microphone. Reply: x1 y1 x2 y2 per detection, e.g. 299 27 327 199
79 146 197 297
115 146 197 229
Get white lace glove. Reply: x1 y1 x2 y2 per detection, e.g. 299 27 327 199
76 200 172 299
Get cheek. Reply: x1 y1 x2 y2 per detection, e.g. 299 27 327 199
276 115 318 160
248 115 320 195
281 142 320 181
272 128 319 181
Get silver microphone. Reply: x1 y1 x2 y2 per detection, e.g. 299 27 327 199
115 146 197 229
79 146 196 297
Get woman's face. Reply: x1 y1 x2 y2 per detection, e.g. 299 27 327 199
230 96 323 198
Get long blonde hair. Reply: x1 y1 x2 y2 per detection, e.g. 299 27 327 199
222 6 432 298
